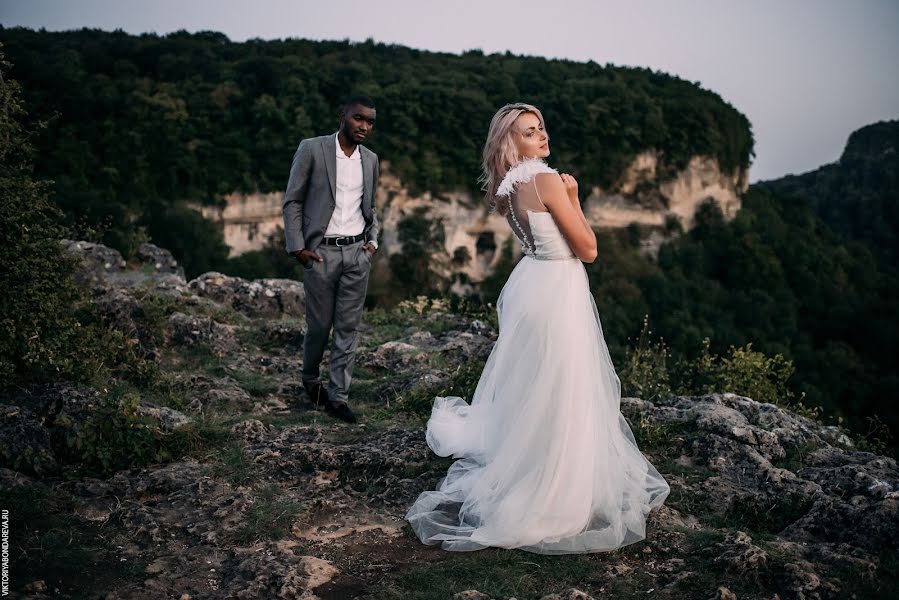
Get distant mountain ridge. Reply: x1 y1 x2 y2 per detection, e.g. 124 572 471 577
756 119 899 266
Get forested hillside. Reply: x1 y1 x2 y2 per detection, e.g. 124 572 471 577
757 120 899 267
0 26 753 275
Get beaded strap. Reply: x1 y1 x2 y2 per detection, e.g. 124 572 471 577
508 208 535 255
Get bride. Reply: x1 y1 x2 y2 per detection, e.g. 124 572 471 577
404 103 671 554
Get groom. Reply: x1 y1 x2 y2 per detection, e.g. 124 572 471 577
282 94 380 424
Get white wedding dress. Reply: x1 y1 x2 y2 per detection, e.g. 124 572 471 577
404 159 670 554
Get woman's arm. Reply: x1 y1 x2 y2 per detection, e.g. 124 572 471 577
535 172 598 263
559 173 593 233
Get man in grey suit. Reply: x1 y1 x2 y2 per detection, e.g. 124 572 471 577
283 95 380 423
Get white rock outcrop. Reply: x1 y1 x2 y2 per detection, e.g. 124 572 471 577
199 152 749 282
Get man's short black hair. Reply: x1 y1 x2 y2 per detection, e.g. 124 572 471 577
342 94 376 112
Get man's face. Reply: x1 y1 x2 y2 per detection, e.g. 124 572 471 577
340 104 377 144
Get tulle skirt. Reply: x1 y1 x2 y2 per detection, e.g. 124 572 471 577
404 255 670 554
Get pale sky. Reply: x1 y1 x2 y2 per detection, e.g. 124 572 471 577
2 0 898 182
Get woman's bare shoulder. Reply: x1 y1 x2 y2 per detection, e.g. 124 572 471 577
534 171 563 185
534 172 566 203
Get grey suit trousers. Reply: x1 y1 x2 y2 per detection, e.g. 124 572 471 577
302 240 372 404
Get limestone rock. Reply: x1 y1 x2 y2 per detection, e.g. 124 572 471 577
137 403 192 432
714 531 768 572
453 592 492 600
540 589 595 600
362 340 429 370
0 404 58 475
198 154 746 286
259 320 305 350
226 544 338 599
62 239 127 285
137 242 185 278
708 587 737 600
167 311 237 354
63 239 189 295
188 272 304 318
180 374 255 414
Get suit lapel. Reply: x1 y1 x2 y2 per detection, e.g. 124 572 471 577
360 148 373 209
321 135 337 202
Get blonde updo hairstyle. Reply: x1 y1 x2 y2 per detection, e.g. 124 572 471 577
480 102 548 216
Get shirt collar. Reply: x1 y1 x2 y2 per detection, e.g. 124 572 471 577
335 132 361 160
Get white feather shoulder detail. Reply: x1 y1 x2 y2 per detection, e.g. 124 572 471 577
495 158 558 198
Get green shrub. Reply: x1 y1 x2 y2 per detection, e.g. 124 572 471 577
75 388 160 473
621 315 673 402
690 338 796 406
851 414 894 456
75 385 232 475
621 317 800 409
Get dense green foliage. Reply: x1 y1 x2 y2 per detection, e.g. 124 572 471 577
74 385 231 475
621 317 821 421
0 48 102 385
0 26 752 275
580 182 899 447
758 120 899 267
387 207 448 297
0 46 159 391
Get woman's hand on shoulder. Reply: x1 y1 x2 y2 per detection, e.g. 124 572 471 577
534 172 597 263
534 172 578 208
559 172 579 205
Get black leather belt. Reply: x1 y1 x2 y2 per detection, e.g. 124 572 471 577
322 234 364 246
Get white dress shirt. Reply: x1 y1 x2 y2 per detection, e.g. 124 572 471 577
326 133 367 240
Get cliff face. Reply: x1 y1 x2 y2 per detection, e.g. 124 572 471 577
375 166 512 286
203 152 749 279
195 192 285 257
585 151 747 229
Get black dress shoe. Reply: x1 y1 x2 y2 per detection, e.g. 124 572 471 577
325 400 357 424
303 381 328 409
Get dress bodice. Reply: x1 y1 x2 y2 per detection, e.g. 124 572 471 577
496 158 576 260
525 210 576 260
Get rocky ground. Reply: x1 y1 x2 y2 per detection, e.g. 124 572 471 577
2 242 898 599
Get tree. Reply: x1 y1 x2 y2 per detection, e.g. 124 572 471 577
0 47 85 384
388 208 447 297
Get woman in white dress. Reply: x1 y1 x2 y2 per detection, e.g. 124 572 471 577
404 103 671 554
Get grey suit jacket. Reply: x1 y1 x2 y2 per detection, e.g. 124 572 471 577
282 133 380 253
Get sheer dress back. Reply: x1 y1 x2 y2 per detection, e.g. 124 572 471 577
503 174 576 261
